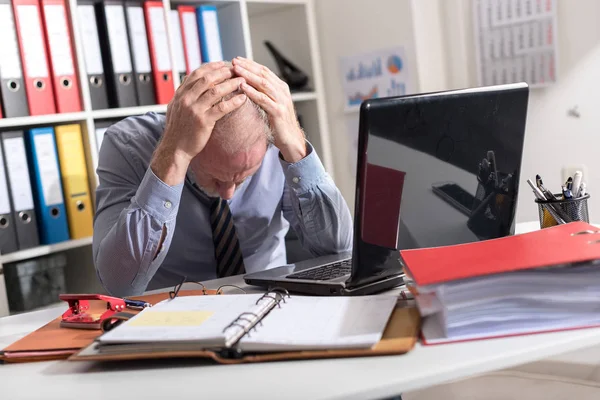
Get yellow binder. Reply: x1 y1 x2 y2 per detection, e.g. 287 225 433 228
54 124 93 239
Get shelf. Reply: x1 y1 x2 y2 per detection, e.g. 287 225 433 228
90 104 168 120
0 112 87 130
291 91 318 102
0 237 93 265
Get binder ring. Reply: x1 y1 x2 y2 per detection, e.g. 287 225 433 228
119 74 131 85
18 211 31 224
256 289 290 308
76 201 85 211
90 76 102 87
6 80 19 92
34 80 45 90
50 207 60 218
139 74 149 83
216 284 247 295
61 77 72 88
0 216 9 229
237 312 261 328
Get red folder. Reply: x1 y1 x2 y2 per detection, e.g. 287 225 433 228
40 0 82 113
11 0 56 115
143 1 174 104
401 221 600 287
178 5 202 74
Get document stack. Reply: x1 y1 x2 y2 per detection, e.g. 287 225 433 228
401 221 600 345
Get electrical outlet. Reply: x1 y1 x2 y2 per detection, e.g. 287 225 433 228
561 165 589 185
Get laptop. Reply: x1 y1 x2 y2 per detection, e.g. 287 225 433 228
244 82 530 295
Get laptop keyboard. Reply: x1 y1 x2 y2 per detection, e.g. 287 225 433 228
286 259 352 281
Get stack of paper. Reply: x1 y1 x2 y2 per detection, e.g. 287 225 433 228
400 222 600 344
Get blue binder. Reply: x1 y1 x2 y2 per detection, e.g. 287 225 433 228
196 5 224 62
25 127 70 244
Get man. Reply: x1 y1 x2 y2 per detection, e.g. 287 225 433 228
93 58 353 297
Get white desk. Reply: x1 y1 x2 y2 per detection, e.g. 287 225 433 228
2 223 600 400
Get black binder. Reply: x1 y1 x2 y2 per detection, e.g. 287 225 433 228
124 1 156 106
1 131 39 250
95 0 138 108
0 0 29 117
77 0 109 110
0 139 19 254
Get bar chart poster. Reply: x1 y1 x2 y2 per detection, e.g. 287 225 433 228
339 46 414 112
473 0 558 88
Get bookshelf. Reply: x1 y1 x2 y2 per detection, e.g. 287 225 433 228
0 0 331 316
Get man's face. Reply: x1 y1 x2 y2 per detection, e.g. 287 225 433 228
191 129 268 200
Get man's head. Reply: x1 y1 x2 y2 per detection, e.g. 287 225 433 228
190 85 273 200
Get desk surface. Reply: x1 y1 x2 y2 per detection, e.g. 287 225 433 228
2 222 600 400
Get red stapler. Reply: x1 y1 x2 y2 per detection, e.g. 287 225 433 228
59 294 127 330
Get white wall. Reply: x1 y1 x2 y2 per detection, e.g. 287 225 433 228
313 0 419 213
316 0 600 224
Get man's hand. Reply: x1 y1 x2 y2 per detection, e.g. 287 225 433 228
151 62 246 185
232 57 307 163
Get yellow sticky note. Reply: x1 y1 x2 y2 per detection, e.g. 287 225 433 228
129 311 214 327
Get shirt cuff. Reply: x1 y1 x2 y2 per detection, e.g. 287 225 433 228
132 167 183 223
279 141 327 193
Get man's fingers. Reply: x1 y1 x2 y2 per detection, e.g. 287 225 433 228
240 82 277 114
198 77 246 110
207 93 247 121
233 64 278 102
233 57 280 81
181 66 234 104
180 61 226 89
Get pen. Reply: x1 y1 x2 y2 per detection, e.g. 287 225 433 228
124 299 152 310
535 174 556 200
572 171 583 198
528 179 569 224
527 179 546 200
562 185 572 199
566 177 573 191
579 182 587 197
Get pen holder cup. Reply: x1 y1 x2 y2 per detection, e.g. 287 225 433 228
535 194 590 229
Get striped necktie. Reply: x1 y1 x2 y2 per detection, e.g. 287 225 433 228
209 197 246 277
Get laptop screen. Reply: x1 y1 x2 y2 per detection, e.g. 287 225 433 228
348 83 529 288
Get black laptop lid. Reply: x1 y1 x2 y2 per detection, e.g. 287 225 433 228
347 83 529 289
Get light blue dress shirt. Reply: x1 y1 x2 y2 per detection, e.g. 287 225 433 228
93 112 353 296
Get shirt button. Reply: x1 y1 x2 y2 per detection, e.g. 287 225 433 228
164 201 172 209
292 177 300 184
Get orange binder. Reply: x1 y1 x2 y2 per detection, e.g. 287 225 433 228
11 0 56 115
143 1 174 104
39 0 82 113
0 289 218 363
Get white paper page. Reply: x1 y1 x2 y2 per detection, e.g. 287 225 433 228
43 5 75 76
33 134 63 206
125 6 152 74
95 127 108 152
16 5 49 78
0 4 23 79
169 10 186 73
148 7 171 71
99 294 264 345
0 151 12 215
3 137 34 212
201 9 223 62
77 5 104 75
240 295 397 351
105 5 132 74
182 12 202 70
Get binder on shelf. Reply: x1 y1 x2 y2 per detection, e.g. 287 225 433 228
124 1 156 106
11 0 56 116
1 131 40 250
0 0 29 117
40 0 82 113
178 6 202 75
25 127 70 245
0 139 19 254
54 124 93 239
169 9 187 84
143 1 174 104
76 1 109 110
196 5 223 62
95 0 138 108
